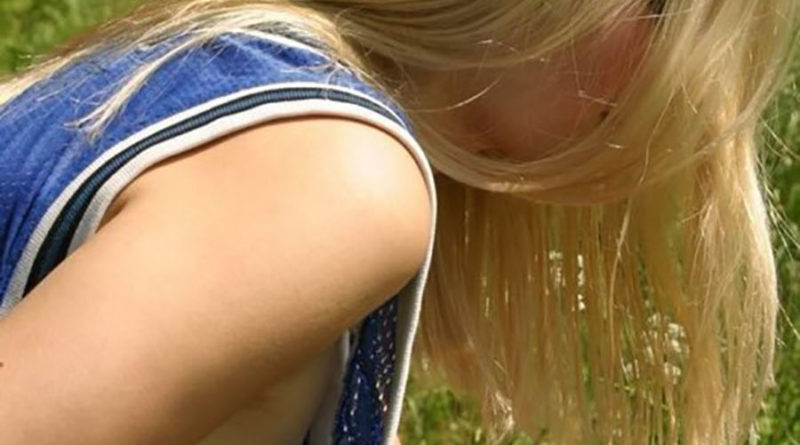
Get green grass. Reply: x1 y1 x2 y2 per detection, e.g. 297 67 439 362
1 1 799 443
0 0 139 73
756 48 800 444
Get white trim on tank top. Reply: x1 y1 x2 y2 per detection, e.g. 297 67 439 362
0 80 438 445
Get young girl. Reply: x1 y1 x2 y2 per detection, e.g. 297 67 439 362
0 1 795 444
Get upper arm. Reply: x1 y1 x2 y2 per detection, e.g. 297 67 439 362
0 116 432 444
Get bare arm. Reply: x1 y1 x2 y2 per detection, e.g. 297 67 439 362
0 117 431 444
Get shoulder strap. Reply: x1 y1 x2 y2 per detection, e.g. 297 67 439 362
0 29 438 445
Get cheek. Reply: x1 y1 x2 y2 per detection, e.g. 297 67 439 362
548 20 649 142
573 19 650 104
471 18 649 162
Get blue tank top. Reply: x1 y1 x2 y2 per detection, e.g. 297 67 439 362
0 25 437 445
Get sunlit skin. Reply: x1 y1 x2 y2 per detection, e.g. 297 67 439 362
92 8 653 445
413 9 652 163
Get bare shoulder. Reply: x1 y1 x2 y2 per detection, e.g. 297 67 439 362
0 116 432 444
110 115 433 292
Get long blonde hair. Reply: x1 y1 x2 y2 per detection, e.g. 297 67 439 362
1 1 796 443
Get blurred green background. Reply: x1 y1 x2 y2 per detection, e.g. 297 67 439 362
1 1 797 443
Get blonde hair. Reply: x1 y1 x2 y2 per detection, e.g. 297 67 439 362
1 1 797 443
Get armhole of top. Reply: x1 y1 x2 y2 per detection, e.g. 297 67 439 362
1 80 436 307
0 32 439 445
1 81 439 445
